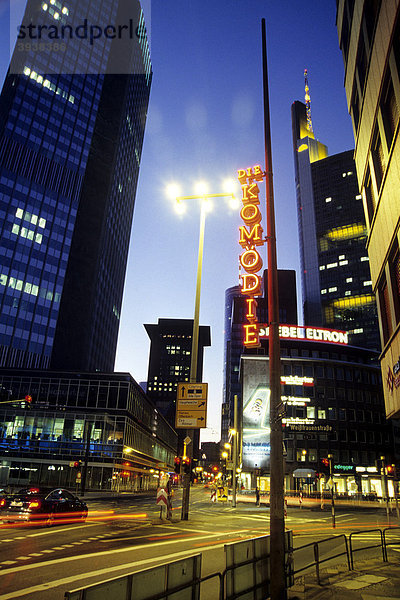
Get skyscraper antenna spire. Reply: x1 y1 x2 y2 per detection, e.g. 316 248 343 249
304 69 313 133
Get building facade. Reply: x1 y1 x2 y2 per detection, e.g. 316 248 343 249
221 270 298 444
336 0 400 418
0 0 151 371
0 369 177 490
292 100 380 351
240 330 399 497
145 318 211 455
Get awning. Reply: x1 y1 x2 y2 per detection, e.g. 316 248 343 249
292 468 316 478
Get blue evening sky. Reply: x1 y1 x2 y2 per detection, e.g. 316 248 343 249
0 1 354 441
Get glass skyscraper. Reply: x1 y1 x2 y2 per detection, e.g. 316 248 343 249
0 0 151 371
292 100 380 351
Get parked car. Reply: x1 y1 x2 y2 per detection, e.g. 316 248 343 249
0 487 88 526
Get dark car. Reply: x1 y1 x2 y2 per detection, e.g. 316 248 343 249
0 487 88 526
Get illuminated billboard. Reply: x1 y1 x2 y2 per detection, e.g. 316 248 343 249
241 357 270 470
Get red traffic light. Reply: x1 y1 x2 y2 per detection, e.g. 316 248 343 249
321 458 329 467
386 464 395 475
25 395 32 403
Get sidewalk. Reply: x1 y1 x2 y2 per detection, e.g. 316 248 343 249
288 557 400 599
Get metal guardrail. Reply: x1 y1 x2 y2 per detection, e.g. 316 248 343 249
224 531 293 600
349 528 386 569
292 534 350 584
65 554 205 600
64 527 400 599
383 526 400 561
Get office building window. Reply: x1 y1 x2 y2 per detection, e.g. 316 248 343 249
389 243 400 324
381 75 399 150
363 166 376 225
378 274 392 344
371 126 385 190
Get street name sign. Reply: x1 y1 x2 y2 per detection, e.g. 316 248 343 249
176 383 208 429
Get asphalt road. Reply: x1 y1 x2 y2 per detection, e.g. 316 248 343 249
0 486 399 600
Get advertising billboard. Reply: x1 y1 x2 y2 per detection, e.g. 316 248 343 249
241 357 270 471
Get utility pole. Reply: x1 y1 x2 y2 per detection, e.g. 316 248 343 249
262 19 285 600
328 454 335 528
80 421 91 496
380 455 390 523
232 395 238 508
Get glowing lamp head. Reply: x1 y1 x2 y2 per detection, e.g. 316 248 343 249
175 199 186 215
194 181 208 196
202 197 213 213
166 183 181 200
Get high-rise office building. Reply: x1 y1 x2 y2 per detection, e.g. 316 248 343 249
145 318 211 455
336 0 400 419
0 0 151 371
292 96 380 351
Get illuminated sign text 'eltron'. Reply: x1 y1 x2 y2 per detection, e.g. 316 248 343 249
237 165 266 348
259 324 349 345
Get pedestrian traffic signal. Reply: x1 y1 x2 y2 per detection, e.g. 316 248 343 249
182 457 191 474
174 457 181 473
386 464 396 477
24 395 33 408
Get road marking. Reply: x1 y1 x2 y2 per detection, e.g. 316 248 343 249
0 561 17 565
173 527 214 534
0 530 250 576
0 540 232 599
60 544 75 548
28 553 42 557
52 547 66 550
41 549 55 554
25 523 99 538
16 556 31 561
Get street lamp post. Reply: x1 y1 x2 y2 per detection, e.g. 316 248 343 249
231 394 239 507
168 184 236 521
328 453 335 528
380 455 390 522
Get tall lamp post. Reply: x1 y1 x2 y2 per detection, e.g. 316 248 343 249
167 182 237 520
231 394 239 508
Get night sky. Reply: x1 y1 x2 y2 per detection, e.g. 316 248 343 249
0 1 355 441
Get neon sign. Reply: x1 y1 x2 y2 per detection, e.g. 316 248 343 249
237 165 266 348
259 324 349 345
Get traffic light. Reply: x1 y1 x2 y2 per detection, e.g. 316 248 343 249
386 464 395 477
174 457 181 473
73 460 82 468
320 458 330 474
182 457 191 474
24 395 33 408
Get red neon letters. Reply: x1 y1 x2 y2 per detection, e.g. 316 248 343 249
238 165 265 347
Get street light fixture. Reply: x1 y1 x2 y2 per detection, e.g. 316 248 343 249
167 182 237 520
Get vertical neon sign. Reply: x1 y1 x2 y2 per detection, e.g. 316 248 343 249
238 165 266 347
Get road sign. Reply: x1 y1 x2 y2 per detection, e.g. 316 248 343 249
176 413 207 428
176 383 208 429
177 383 207 400
156 488 168 506
184 436 191 445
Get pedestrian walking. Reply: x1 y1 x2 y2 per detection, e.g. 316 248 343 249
210 483 217 503
255 486 260 507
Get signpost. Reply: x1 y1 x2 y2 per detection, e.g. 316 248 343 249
175 383 207 429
